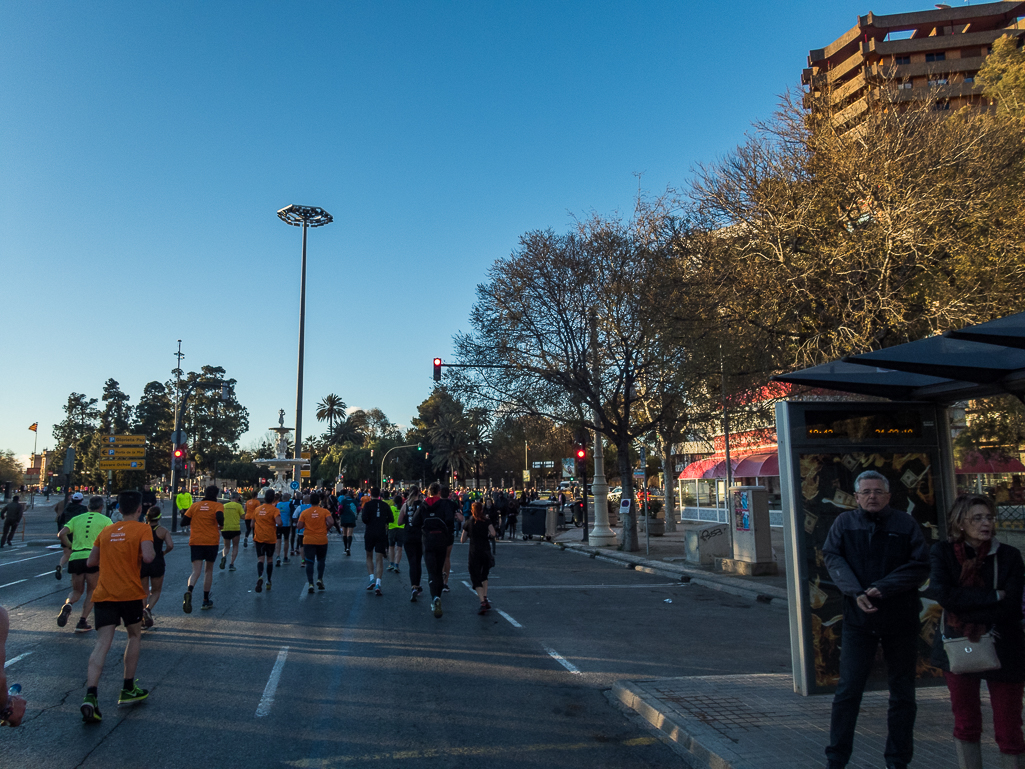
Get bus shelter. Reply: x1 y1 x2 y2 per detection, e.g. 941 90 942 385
771 311 1025 695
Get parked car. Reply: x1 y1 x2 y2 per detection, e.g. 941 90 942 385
608 487 622 501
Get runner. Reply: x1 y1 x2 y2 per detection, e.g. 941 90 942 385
1 495 25 548
399 487 424 602
252 489 280 592
288 492 301 556
337 488 357 555
411 483 455 618
140 506 173 629
220 492 244 571
293 494 310 556
439 487 464 593
361 487 393 595
243 492 260 548
386 492 405 574
181 485 223 613
57 502 113 633
55 492 89 580
299 492 331 593
275 492 291 566
80 490 155 724
461 501 496 614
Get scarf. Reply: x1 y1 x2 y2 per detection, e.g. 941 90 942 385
947 539 993 643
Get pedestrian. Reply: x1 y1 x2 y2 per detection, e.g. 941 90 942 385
387 492 405 573
56 492 89 580
79 490 156 723
361 487 393 596
181 485 224 613
292 494 310 555
275 492 291 566
483 497 500 555
252 489 281 593
140 506 173 629
411 482 455 618
1 495 25 548
299 492 331 594
926 493 1025 769
243 492 260 548
220 492 244 571
0 606 27 727
400 487 424 602
337 488 358 555
461 501 496 615
439 486 464 593
822 470 930 769
56 500 113 633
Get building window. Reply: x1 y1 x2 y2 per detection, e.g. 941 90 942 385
895 55 911 65
929 77 948 87
926 52 946 62
899 82 913 90
964 75 975 84
933 100 950 111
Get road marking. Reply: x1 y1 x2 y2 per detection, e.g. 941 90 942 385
542 644 581 675
0 552 59 567
460 580 476 595
4 651 32 669
298 584 311 602
496 610 522 628
490 582 683 590
34 572 53 578
0 580 27 590
255 646 289 717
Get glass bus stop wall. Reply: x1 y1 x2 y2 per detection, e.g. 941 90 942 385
775 401 956 696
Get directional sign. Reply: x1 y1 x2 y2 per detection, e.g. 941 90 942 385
290 481 300 491
300 452 311 460
104 435 146 446
103 447 145 458
300 470 311 478
98 460 146 470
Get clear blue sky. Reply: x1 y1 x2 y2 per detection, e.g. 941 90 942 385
0 0 934 466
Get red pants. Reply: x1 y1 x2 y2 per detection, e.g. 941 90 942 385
945 672 1025 754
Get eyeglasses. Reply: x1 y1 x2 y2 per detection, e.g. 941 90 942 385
856 490 889 497
968 514 996 524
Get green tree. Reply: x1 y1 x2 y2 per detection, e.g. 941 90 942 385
52 393 101 486
0 450 22 484
134 381 174 482
99 379 132 434
978 34 1025 119
176 366 249 478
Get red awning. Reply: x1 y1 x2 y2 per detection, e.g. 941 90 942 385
734 452 780 477
955 452 1025 475
678 458 718 480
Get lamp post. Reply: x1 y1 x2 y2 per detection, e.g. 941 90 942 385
277 204 333 481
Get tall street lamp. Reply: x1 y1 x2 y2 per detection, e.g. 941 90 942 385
277 204 333 482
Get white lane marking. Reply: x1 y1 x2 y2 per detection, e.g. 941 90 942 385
542 645 581 675
0 580 27 590
34 572 53 578
255 646 289 717
461 580 476 595
0 552 60 567
496 610 522 628
298 584 311 602
4 651 32 669
491 582 683 590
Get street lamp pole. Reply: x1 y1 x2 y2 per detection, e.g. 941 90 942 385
277 204 333 482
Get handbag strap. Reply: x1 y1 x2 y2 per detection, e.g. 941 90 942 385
941 547 999 636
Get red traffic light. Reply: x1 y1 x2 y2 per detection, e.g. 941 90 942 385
173 448 184 459
575 447 586 460
433 358 442 382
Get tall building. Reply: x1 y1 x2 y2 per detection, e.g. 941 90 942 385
803 1 1025 131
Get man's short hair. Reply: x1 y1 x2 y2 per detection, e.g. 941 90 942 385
309 492 320 506
264 489 276 504
370 487 381 498
440 486 450 498
854 470 890 493
88 496 104 511
204 485 219 500
118 491 142 517
428 482 441 496
10 495 17 503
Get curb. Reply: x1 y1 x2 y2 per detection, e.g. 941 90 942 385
547 540 788 608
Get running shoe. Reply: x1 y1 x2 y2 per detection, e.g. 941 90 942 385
386 564 394 572
57 602 73 628
219 556 226 570
432 597 443 618
81 694 102 723
255 578 263 593
266 580 272 590
275 558 281 567
410 587 418 603
283 557 289 565
483 598 492 610
345 549 351 556
394 565 400 574
317 580 325 591
201 599 213 610
375 585 382 596
117 683 149 705
366 578 375 591
143 608 154 629
478 602 488 615
243 538 248 548
55 564 62 580
183 591 193 614
308 583 315 594
442 584 450 593
228 564 236 572
74 617 92 633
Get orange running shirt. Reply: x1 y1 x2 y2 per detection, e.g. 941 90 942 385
245 498 260 521
186 500 224 546
298 506 331 546
92 520 153 603
253 503 281 544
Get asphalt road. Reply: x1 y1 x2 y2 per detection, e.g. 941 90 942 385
0 523 791 768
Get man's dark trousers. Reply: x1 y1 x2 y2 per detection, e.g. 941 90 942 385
826 623 917 768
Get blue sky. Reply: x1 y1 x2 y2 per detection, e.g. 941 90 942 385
0 0 940 466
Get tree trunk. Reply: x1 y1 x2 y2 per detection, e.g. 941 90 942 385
661 437 676 533
617 442 638 551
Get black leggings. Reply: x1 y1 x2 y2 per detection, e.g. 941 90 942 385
423 542 447 599
468 555 491 589
404 537 423 588
2 520 18 546
304 544 327 582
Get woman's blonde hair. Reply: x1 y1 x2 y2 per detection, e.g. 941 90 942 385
946 494 995 542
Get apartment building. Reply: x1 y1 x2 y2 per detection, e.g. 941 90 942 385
803 1 1025 131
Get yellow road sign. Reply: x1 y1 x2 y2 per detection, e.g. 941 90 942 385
103 435 146 446
98 460 146 470
300 470 311 478
301 452 311 460
102 447 145 458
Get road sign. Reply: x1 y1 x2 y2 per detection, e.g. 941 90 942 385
300 452 311 460
103 447 145 458
300 470 311 478
171 430 187 445
98 460 146 470
290 481 300 491
104 435 146 446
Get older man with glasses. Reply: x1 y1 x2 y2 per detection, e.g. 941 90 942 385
822 469 931 769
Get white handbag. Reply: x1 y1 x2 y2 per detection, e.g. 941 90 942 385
942 550 1001 675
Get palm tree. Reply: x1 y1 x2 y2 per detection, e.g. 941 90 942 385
316 394 346 432
428 411 472 482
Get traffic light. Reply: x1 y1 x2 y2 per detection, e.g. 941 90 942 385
575 447 586 461
173 445 185 473
417 443 422 451
433 358 442 381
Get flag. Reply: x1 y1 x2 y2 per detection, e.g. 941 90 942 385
28 423 38 432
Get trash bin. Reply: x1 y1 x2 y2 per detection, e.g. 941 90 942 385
520 503 547 539
545 507 558 540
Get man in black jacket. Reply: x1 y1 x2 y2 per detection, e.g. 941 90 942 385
822 470 930 769
412 483 455 618
361 488 392 596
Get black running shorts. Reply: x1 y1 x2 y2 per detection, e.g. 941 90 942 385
387 528 406 547
140 560 166 579
67 558 99 576
276 525 290 538
222 530 240 541
94 599 144 629
364 534 387 554
190 544 219 563
255 542 275 558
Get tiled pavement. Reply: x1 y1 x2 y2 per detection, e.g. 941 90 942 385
612 673 1006 768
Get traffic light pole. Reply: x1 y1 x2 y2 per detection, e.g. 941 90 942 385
379 444 421 488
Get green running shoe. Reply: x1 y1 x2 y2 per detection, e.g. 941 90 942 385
81 693 102 723
118 683 149 705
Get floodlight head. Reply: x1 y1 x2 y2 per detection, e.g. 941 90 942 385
277 204 333 228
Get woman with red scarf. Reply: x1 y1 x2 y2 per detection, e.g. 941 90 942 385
928 494 1025 769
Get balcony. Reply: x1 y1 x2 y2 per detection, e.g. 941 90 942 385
869 55 986 80
866 28 1023 58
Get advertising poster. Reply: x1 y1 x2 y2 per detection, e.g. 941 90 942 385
734 489 751 531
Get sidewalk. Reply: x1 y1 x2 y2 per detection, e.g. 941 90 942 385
610 674 999 769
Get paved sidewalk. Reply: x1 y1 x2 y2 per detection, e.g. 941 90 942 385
610 673 1001 769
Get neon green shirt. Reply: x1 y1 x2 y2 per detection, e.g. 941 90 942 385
64 512 113 562
222 501 244 532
